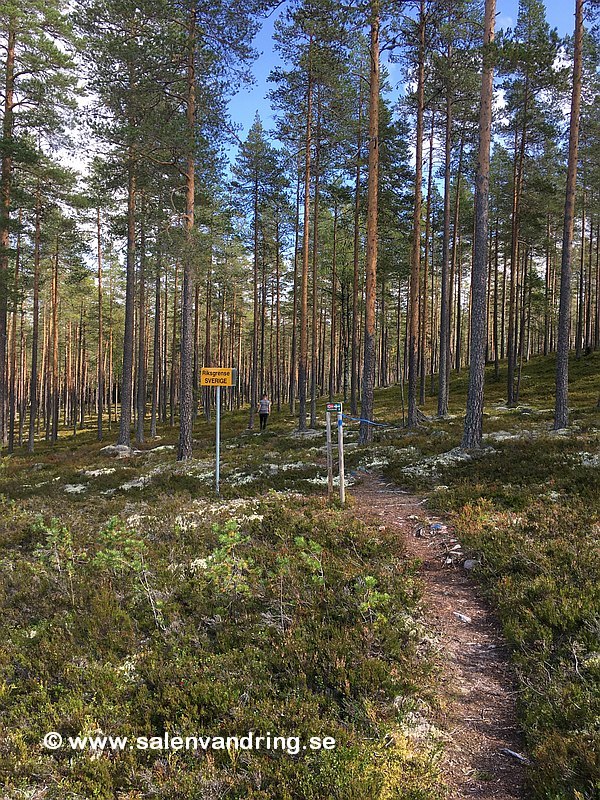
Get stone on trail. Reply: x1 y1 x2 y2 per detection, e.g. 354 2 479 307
499 748 531 765
82 468 116 478
453 612 472 624
463 559 479 571
290 428 322 439
100 444 141 458
64 484 87 494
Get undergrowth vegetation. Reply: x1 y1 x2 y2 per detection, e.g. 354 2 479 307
0 428 442 798
380 353 600 800
0 352 598 798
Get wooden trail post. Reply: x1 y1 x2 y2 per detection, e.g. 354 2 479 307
325 408 334 498
326 402 345 505
200 367 237 495
337 408 345 505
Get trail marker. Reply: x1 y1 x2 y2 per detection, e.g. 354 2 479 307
337 407 345 505
325 402 345 504
200 367 236 387
326 410 334 498
200 367 238 494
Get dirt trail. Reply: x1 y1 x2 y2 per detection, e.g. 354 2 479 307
351 474 527 800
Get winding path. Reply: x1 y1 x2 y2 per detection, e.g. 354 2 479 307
351 474 527 800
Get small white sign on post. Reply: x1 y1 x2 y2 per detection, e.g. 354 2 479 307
325 402 345 504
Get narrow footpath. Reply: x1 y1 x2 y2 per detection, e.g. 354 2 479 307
352 473 527 800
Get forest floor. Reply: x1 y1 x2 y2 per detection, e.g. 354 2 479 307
0 352 598 799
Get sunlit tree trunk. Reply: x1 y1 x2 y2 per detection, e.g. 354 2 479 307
329 203 338 400
462 0 496 448
438 79 453 417
249 172 260 429
555 0 584 429
97 207 104 441
289 163 301 414
351 77 363 417
0 24 16 445
420 111 434 406
177 7 196 460
7 215 20 453
298 50 312 431
310 90 321 429
407 0 425 427
359 0 380 443
150 255 161 438
117 154 136 447
51 236 59 443
136 215 146 443
170 264 178 427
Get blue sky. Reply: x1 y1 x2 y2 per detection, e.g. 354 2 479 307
227 0 576 142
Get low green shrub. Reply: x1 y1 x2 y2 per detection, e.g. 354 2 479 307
0 496 441 799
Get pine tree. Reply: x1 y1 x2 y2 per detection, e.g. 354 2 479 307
173 0 262 460
555 0 584 429
498 0 565 407
406 0 427 428
358 0 380 443
0 0 76 447
233 115 281 429
77 0 174 447
462 0 496 448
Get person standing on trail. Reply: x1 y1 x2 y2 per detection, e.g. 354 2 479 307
258 393 271 431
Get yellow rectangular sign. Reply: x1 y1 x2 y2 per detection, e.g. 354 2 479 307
200 367 235 387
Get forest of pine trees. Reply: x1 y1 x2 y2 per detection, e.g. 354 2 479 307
0 0 598 458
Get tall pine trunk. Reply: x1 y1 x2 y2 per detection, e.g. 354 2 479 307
150 255 161 438
7 216 20 453
310 93 321 429
136 215 146 443
28 188 41 452
358 0 380 444
117 155 136 447
329 204 338 400
275 215 281 411
420 111 435 406
51 237 59 442
350 77 363 416
438 47 453 418
178 8 196 460
97 207 104 441
298 54 312 432
462 0 496 448
555 0 584 429
507 79 528 406
0 24 16 446
249 173 260 429
407 0 425 428
289 163 301 413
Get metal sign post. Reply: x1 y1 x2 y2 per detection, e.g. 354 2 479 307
215 385 221 494
326 402 344 505
200 368 237 495
337 409 345 505
325 411 334 498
